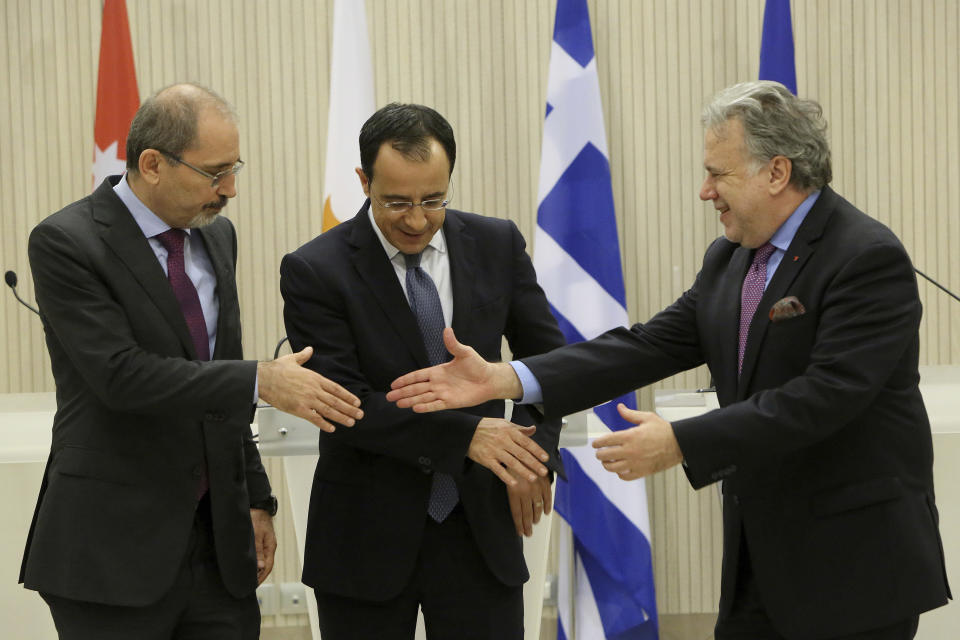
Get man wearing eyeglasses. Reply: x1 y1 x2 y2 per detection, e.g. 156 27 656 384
279 103 566 639
21 83 364 639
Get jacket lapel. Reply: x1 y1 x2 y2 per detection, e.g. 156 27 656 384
348 202 431 367
737 188 835 394
715 246 752 403
444 211 475 343
195 222 237 360
93 178 198 359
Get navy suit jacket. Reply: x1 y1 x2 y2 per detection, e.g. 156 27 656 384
523 187 950 639
280 202 565 600
21 177 270 606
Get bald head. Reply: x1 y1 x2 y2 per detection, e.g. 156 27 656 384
125 82 236 172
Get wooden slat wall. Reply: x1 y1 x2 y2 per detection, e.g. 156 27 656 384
3 0 959 620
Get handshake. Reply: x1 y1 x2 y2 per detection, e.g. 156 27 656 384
258 340 548 489
272 329 679 536
386 327 684 486
385 327 550 490
262 336 554 536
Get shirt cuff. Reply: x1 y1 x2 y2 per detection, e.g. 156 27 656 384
253 372 259 404
509 360 543 405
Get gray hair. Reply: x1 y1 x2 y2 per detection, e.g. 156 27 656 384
125 83 236 172
702 80 832 190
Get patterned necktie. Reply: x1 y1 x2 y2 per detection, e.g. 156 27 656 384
404 251 459 522
738 242 776 375
156 229 211 361
156 228 210 499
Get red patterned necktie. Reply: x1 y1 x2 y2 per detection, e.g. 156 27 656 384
156 228 210 499
156 229 210 361
738 242 775 375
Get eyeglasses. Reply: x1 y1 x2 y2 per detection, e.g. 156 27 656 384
157 150 245 188
370 187 451 214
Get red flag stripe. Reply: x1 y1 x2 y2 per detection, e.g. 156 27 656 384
93 0 139 156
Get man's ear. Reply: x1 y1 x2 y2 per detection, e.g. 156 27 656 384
355 167 371 196
138 150 164 185
768 155 792 196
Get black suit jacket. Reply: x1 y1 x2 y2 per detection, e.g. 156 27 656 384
20 177 271 606
522 187 950 639
279 203 565 601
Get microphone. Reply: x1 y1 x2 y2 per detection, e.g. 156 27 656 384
5 270 41 316
273 336 290 360
915 268 960 305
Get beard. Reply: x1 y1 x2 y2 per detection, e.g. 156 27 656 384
187 196 228 228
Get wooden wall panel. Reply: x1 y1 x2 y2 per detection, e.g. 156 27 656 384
3 0 959 621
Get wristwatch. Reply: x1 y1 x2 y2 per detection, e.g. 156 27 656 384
250 495 278 516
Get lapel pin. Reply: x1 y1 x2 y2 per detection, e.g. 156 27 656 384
793 255 799 261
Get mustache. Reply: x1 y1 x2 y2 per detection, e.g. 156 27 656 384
203 196 229 211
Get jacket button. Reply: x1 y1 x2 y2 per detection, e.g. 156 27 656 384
193 466 203 477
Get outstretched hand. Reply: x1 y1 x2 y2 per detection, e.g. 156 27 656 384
387 328 521 411
258 346 364 432
592 403 684 480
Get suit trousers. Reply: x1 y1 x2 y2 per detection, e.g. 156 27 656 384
41 495 259 640
314 504 523 640
714 533 919 640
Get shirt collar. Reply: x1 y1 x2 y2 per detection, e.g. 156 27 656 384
366 201 447 260
769 189 820 252
113 173 192 239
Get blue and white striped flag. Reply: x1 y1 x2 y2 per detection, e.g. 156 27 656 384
534 0 658 638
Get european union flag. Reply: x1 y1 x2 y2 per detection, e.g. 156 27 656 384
759 0 797 94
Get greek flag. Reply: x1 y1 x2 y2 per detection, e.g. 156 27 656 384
533 0 658 638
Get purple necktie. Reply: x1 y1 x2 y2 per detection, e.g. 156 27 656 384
156 229 210 361
156 228 210 499
404 252 459 522
738 242 776 375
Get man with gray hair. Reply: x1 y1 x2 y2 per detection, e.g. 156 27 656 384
21 83 363 639
387 81 951 639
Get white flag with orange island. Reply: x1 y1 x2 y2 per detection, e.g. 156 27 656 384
321 0 376 230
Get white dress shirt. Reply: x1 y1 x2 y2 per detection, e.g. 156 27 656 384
367 207 454 327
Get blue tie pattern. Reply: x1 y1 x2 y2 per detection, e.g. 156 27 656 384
404 251 459 522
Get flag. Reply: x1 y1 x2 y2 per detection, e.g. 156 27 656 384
534 0 658 637
92 0 139 189
759 0 797 94
321 0 376 231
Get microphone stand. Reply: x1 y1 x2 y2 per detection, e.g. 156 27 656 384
915 268 960 305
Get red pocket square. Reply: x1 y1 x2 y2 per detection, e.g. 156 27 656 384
768 296 806 322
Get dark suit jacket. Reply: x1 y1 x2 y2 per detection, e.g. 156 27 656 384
20 177 271 606
279 202 565 601
522 187 950 639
